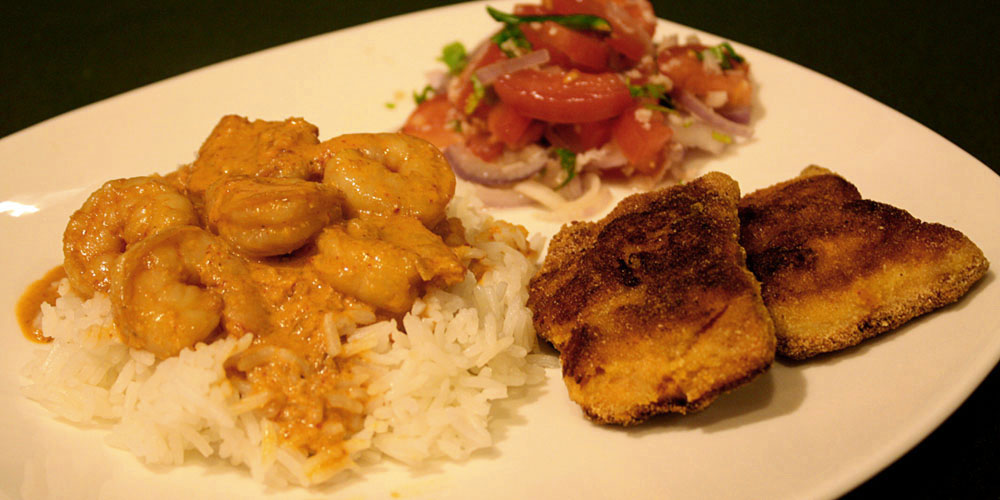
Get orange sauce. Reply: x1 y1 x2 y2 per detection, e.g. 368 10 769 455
16 266 66 343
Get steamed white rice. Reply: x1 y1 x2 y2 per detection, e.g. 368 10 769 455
20 192 546 487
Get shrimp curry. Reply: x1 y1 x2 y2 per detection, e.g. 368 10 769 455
22 115 469 468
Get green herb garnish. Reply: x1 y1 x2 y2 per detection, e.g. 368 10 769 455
486 6 611 33
491 24 532 57
486 6 611 57
720 42 745 65
464 74 486 115
711 130 733 144
642 103 675 114
628 81 668 101
439 41 468 75
385 102 396 109
628 79 675 112
413 84 435 105
449 119 463 132
554 148 577 189
699 42 745 70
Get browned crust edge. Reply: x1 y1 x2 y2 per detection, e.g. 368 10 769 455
778 254 989 359
578 359 774 425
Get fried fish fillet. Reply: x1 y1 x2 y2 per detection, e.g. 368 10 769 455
528 172 776 425
739 166 990 360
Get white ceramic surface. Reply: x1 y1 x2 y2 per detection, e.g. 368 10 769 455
1 2 997 499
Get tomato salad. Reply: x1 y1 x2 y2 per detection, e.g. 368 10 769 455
402 0 754 218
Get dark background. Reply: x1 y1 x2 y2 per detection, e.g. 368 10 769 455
3 1 998 497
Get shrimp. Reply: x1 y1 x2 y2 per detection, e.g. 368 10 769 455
312 214 465 314
317 133 456 228
205 176 343 257
63 176 199 298
110 226 270 359
175 115 323 202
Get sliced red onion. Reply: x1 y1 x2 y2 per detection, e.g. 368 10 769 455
670 119 726 154
636 142 685 189
719 105 752 124
444 144 548 186
577 143 629 171
424 69 449 94
475 185 536 207
559 174 585 200
474 49 550 86
515 173 613 221
675 90 754 138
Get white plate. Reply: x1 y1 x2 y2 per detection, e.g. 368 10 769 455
1 2 997 499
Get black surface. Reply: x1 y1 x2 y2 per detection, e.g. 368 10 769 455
3 1 998 498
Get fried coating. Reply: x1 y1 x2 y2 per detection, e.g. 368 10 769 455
739 166 990 360
528 172 776 425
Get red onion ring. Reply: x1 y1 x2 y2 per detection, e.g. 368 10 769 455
719 105 752 124
675 90 754 138
474 49 550 86
444 144 548 186
578 145 629 171
559 174 585 200
474 185 536 207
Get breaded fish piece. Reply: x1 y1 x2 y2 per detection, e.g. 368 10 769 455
739 166 990 360
528 172 776 425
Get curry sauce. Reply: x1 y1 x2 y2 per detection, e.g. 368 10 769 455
16 265 65 343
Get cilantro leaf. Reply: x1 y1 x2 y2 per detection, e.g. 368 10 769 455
627 81 668 101
642 103 675 114
486 6 611 33
464 74 486 115
485 6 611 57
439 41 468 75
412 84 435 105
554 148 577 189
698 42 745 70
491 24 532 57
711 130 733 144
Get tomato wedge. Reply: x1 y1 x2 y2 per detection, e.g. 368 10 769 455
401 94 463 150
547 0 654 62
494 68 633 123
465 132 505 162
513 4 552 15
611 103 673 173
613 0 656 36
657 45 753 110
487 101 545 150
545 119 614 152
520 20 611 72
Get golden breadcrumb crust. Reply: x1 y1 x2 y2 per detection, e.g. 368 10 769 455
739 166 990 359
529 172 775 424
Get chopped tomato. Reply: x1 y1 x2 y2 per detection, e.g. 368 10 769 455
520 20 611 72
401 94 463 150
465 132 505 162
657 44 753 110
493 68 633 123
547 0 654 62
611 103 673 173
487 102 545 150
545 119 614 153
449 42 507 116
612 0 656 36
